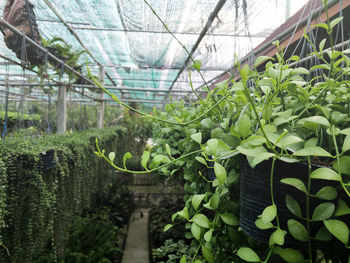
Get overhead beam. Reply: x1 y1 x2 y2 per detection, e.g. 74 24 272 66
71 26 267 38
0 82 195 93
161 0 228 105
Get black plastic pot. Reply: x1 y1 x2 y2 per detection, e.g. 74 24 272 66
240 158 345 247
207 160 216 180
41 149 56 171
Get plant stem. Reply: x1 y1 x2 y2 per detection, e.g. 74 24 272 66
97 144 202 174
270 157 280 228
331 126 350 199
88 65 230 126
263 245 275 263
306 157 313 263
191 240 203 263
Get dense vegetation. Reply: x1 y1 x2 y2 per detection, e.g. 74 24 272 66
95 12 350 263
0 127 131 262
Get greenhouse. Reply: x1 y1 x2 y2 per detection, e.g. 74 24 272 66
0 0 349 262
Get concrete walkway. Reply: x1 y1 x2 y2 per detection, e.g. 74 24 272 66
121 208 150 263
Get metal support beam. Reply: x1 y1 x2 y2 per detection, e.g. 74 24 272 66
0 82 196 93
57 85 67 134
97 66 105 129
162 0 228 105
71 25 267 38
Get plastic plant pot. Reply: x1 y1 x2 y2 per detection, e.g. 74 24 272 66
239 158 348 248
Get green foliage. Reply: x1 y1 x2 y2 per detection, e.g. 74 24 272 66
95 11 350 263
152 239 198 263
0 127 128 262
63 211 122 263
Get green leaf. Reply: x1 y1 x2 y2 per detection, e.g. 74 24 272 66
280 178 307 194
342 135 350 153
255 218 274 230
237 146 266 157
165 144 172 158
193 214 210 228
108 152 115 162
191 222 201 241
141 151 150 170
314 186 337 200
215 80 228 90
293 146 332 157
123 152 132 168
312 22 329 31
214 162 227 184
311 64 331 71
274 247 304 263
287 219 308 242
330 17 343 30
310 168 342 182
171 213 177 222
335 199 350 216
341 128 350 135
206 139 218 155
261 205 277 224
251 152 275 168
177 207 189 220
164 224 173 232
324 219 349 245
237 247 261 262
269 228 286 246
192 194 205 211
220 213 239 226
204 229 213 242
209 193 220 210
191 60 202 71
180 255 187 263
303 116 330 128
312 202 335 221
334 156 350 176
280 135 303 148
202 246 215 263
191 132 202 145
201 118 213 129
292 67 309 75
237 114 251 138
319 38 327 52
254 56 274 67
240 64 250 84
195 157 207 166
286 194 302 218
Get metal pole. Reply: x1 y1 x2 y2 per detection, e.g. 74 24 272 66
162 0 228 105
97 66 105 129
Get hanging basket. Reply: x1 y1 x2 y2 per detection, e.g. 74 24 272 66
41 149 56 171
239 158 346 247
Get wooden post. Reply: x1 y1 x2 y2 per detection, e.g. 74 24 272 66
57 84 67 134
97 66 105 129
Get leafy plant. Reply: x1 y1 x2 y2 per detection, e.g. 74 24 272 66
93 1 350 262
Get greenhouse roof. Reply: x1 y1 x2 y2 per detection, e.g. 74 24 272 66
0 0 309 108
